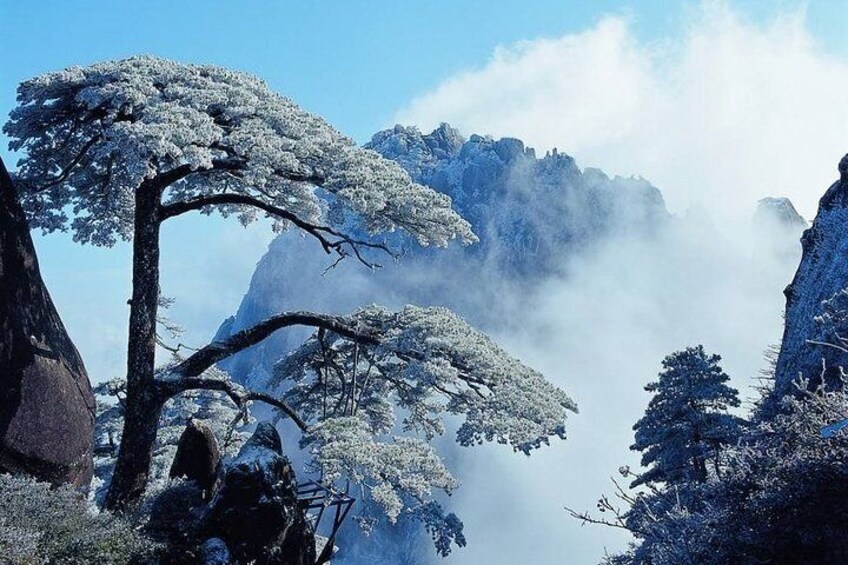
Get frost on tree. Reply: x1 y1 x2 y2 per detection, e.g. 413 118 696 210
5 56 475 250
631 345 743 486
275 305 577 555
3 54 572 560
4 55 479 510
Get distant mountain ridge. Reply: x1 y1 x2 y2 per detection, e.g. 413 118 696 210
754 197 808 232
212 125 808 564
214 124 670 387
366 124 668 275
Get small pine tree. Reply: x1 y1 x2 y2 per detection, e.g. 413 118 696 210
631 345 743 486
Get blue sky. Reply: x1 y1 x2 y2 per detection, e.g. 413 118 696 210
1 0 846 399
3 1 845 148
3 2 848 562
0 0 846 392
1 0 671 144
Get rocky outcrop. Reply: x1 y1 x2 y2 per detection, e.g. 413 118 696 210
772 155 848 401
0 157 95 487
216 124 670 385
169 420 221 496
204 423 316 564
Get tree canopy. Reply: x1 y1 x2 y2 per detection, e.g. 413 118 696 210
631 346 743 486
5 56 475 254
5 56 575 557
272 305 576 533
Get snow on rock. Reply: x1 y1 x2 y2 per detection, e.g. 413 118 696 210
204 422 316 564
772 154 848 403
754 197 808 232
215 124 671 384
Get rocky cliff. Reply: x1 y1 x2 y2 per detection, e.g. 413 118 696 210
0 156 95 486
772 155 848 401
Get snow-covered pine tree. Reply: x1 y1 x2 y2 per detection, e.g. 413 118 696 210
3 55 476 509
631 345 743 486
5 57 576 558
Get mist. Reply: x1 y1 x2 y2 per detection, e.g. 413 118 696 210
439 211 801 563
396 3 848 224
202 151 806 563
383 6 839 559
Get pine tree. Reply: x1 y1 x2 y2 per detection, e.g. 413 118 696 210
631 345 743 486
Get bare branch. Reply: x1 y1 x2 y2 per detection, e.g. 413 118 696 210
159 192 396 268
807 339 848 354
170 311 380 379
564 505 641 535
164 376 309 432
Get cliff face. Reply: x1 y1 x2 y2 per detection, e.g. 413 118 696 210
772 155 848 401
367 124 668 276
0 157 95 487
215 124 670 386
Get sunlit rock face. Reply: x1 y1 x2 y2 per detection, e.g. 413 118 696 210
215 124 670 386
0 158 95 487
772 155 848 402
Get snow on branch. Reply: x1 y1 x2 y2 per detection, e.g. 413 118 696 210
274 304 577 454
5 56 477 251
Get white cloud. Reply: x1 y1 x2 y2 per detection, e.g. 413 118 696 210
395 3 848 222
393 4 837 562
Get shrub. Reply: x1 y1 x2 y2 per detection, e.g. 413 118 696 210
0 474 156 564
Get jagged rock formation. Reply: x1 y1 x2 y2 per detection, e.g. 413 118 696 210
204 423 316 564
211 125 670 563
751 196 807 271
772 155 848 401
0 157 95 486
215 124 670 387
367 124 667 274
169 420 221 496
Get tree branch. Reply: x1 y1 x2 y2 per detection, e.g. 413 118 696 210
165 376 310 432
564 505 640 534
159 192 396 268
170 311 380 379
34 134 102 191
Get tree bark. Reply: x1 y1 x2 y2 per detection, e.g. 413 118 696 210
691 427 708 484
105 179 164 509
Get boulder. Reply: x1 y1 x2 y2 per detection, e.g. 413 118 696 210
169 419 220 496
204 422 316 564
0 157 95 487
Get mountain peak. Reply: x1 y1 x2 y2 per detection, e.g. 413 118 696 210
754 197 808 231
